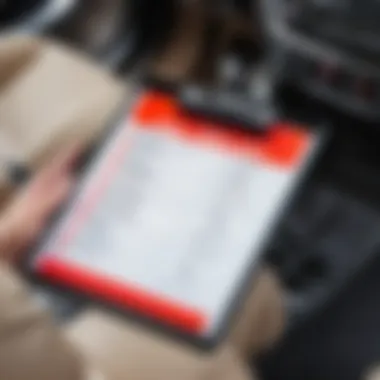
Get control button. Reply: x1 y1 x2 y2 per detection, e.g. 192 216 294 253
318 62 339 84
303 57 316 76
354 77 375 101
286 54 315 80
285 54 305 77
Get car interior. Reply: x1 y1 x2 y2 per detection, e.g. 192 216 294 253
2 1 380 380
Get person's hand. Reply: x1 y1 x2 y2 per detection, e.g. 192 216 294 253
0 144 82 263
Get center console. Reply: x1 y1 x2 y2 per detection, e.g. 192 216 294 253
251 0 380 330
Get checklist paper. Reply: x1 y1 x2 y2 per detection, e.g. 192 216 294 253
33 92 318 340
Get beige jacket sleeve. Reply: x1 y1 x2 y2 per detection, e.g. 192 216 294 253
0 261 86 380
0 255 284 380
0 260 253 380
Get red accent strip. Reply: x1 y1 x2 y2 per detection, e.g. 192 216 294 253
36 256 207 334
134 92 310 168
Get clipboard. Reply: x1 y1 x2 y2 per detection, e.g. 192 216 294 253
28 91 322 349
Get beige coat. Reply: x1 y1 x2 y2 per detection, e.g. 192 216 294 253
0 260 284 380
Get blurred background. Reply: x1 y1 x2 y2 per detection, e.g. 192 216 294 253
5 1 380 379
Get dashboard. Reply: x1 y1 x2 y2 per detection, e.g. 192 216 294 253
261 0 380 120
290 0 380 56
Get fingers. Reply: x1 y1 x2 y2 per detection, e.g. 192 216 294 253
29 172 73 225
0 143 85 262
14 144 82 221
28 142 84 194
48 141 84 175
